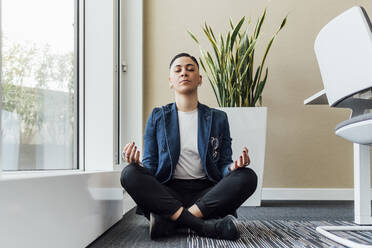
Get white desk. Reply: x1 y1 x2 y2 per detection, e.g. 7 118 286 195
304 89 328 105
305 90 372 248
304 89 372 225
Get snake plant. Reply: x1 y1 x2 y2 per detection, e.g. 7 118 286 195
188 9 287 107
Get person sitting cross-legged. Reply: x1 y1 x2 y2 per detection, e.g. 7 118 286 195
120 52 258 240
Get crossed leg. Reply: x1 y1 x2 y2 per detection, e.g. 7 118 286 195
120 163 257 220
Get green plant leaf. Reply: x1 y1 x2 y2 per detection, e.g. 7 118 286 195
225 32 231 55
254 8 266 38
278 15 288 32
230 17 245 51
208 25 217 43
199 56 207 72
188 9 287 107
229 17 234 30
203 23 221 69
257 35 274 85
187 30 200 44
253 68 268 105
251 65 260 93
237 38 256 73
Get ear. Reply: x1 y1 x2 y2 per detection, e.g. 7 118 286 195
199 75 202 86
168 76 173 88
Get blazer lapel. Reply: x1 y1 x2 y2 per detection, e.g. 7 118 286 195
163 103 180 168
197 102 212 168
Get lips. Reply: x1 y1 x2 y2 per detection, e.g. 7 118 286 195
180 80 191 84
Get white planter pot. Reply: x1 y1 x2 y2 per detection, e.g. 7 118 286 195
217 107 267 206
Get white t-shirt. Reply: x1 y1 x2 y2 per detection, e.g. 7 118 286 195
173 108 206 179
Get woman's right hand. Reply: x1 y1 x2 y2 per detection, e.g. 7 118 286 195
122 141 142 166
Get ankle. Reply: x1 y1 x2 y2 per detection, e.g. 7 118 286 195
170 207 184 221
175 208 205 234
188 204 204 218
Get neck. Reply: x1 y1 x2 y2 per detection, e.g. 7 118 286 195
175 92 198 112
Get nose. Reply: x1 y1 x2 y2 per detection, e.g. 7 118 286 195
181 67 188 77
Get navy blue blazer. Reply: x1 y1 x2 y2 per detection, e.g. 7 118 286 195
142 101 233 184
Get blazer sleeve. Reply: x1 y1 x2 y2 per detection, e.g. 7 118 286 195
219 112 234 177
141 108 159 175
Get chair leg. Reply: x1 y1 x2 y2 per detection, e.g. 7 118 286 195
354 144 372 225
316 144 372 248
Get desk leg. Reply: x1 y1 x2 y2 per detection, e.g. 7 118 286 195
354 143 372 225
315 144 372 248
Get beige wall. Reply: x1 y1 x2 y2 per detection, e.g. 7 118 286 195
143 0 372 188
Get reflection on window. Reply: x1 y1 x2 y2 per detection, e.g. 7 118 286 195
1 0 76 170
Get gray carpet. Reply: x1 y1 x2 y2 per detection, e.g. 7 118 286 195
188 219 372 248
88 201 360 248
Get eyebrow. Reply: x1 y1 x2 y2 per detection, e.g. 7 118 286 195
174 64 195 68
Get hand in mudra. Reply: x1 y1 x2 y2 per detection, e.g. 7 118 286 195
230 146 250 171
122 141 142 166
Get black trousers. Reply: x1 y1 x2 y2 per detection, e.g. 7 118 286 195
120 163 258 220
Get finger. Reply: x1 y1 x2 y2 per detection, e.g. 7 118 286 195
126 142 135 158
234 160 238 170
124 142 134 153
243 147 248 157
127 146 134 163
124 144 131 156
123 143 130 153
243 150 249 165
129 146 137 163
135 150 140 162
239 156 243 167
122 143 130 159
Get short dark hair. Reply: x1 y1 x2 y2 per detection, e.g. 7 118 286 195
169 53 199 69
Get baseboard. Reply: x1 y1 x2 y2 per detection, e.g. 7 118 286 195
262 188 372 201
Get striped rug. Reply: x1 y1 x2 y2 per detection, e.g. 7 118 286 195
187 219 372 248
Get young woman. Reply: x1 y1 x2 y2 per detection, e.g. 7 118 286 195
120 53 257 240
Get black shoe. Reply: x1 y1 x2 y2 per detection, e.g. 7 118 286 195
202 215 240 240
149 212 177 239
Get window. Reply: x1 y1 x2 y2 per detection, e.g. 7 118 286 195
1 0 78 170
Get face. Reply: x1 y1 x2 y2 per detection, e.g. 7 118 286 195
169 56 202 95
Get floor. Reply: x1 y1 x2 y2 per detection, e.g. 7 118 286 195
87 201 355 248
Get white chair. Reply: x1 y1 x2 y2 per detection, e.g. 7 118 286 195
305 6 372 248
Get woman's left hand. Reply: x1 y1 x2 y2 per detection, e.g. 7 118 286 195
230 146 250 171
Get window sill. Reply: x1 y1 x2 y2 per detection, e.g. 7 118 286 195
0 169 120 182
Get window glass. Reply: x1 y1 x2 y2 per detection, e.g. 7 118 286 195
1 0 76 170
